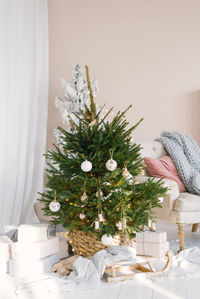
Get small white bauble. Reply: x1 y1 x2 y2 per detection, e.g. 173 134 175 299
49 200 61 212
81 160 92 172
79 213 86 220
95 220 100 230
158 196 163 203
101 234 113 246
80 191 88 202
96 189 103 198
105 159 117 171
122 167 130 179
98 213 104 222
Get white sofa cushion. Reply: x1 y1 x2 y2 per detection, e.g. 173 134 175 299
175 192 200 212
139 141 167 159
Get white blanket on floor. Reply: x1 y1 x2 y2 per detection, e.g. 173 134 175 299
2 247 200 299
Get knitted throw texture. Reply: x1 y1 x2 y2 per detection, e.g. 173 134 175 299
157 131 200 195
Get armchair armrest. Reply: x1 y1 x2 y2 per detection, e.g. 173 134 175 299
136 176 180 209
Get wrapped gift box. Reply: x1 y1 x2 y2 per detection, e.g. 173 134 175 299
0 258 9 274
11 236 59 260
136 241 169 257
18 224 48 242
136 231 167 243
9 253 59 277
0 236 13 259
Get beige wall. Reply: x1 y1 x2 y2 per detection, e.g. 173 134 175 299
47 0 200 151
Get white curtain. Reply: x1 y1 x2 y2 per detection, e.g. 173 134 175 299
0 0 49 233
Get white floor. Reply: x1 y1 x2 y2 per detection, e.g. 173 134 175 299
1 220 200 299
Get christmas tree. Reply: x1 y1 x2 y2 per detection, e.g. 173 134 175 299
39 65 167 246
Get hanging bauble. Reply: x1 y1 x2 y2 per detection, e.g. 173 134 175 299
105 159 117 171
98 213 104 222
80 191 88 202
148 219 152 228
130 136 134 145
81 160 92 172
96 189 103 198
117 221 122 230
151 222 156 231
95 220 100 230
101 234 113 246
122 167 131 179
79 213 86 220
158 196 163 203
49 200 61 212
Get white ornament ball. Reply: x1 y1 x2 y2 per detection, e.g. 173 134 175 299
101 234 113 246
80 192 88 202
95 220 100 230
81 160 92 172
96 189 103 198
49 200 61 212
79 213 86 220
105 159 117 171
98 213 104 222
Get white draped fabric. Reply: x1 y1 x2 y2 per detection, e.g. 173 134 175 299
0 0 49 233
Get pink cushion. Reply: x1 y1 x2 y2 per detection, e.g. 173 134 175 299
144 156 186 192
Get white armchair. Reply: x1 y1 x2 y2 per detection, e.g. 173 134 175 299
139 141 200 250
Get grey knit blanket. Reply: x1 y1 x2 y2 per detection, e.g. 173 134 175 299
157 131 200 194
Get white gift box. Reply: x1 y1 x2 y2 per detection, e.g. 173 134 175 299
11 237 59 260
0 258 9 274
136 241 169 257
136 231 167 243
18 223 49 242
9 253 59 277
0 236 13 259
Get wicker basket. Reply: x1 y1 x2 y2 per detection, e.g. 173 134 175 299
69 230 133 257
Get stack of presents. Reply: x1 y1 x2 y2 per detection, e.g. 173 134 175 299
0 223 69 276
0 223 169 277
